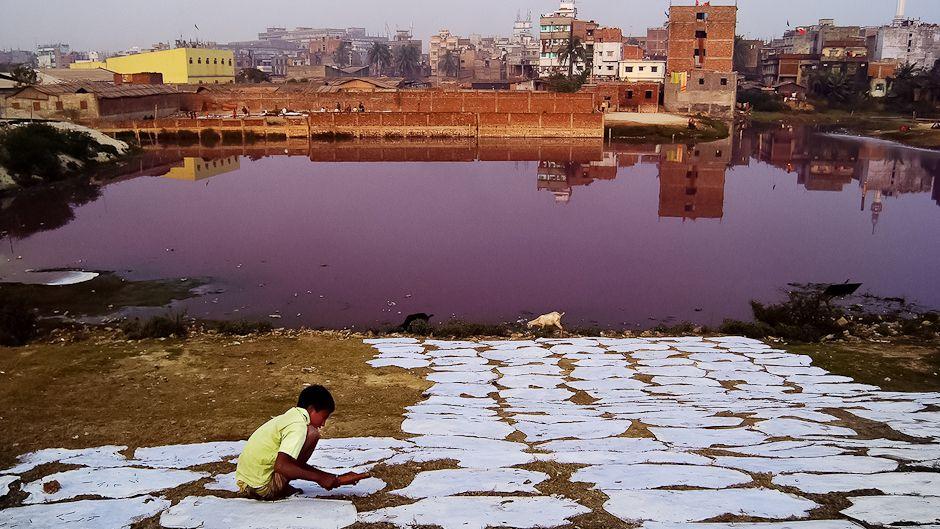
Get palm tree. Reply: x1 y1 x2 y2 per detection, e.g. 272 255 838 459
439 49 460 78
332 41 353 67
889 62 925 103
808 69 858 105
367 42 392 76
558 36 587 77
393 44 422 79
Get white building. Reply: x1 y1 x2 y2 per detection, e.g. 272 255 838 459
872 20 940 69
592 28 624 81
619 59 666 82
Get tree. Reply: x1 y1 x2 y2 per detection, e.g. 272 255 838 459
889 63 925 104
439 49 460 78
808 69 860 107
10 64 38 87
393 44 422 79
558 36 587 77
236 67 270 84
333 41 353 67
367 42 392 76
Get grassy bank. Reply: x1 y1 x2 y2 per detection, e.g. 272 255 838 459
607 117 730 143
750 110 940 149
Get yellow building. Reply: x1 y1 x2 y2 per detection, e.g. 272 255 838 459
105 48 235 85
70 61 108 70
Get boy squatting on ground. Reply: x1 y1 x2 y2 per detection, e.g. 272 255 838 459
235 385 368 500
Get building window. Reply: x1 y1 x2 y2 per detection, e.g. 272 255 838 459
696 12 708 21
189 57 193 64
645 90 653 99
80 100 88 109
198 58 202 64
11 102 20 109
55 101 64 110
214 58 218 64
627 90 634 99
695 30 707 39
639 66 645 71
625 66 634 72
33 101 41 111
228 59 232 66
720 78 728 85
651 66 658 72
699 78 705 85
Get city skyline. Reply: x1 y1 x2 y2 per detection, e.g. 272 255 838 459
2 0 938 53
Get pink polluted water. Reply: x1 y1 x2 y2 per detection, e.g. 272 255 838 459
1 126 939 329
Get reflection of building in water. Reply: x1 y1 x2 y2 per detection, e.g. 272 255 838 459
163 157 241 181
857 142 938 231
753 127 858 191
746 125 940 226
657 140 731 220
934 173 940 207
537 152 618 204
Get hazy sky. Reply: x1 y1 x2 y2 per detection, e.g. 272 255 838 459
2 0 938 52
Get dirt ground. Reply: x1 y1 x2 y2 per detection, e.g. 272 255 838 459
0 330 429 470
1 330 938 528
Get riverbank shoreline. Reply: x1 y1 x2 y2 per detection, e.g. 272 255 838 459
749 110 940 150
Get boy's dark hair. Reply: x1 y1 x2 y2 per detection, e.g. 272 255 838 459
297 385 335 413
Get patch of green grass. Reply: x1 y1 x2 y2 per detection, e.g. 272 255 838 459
214 320 273 336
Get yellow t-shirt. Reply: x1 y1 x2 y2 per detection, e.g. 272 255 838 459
235 407 310 488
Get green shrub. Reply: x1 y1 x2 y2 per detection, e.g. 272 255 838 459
738 89 787 112
0 123 118 186
122 312 188 339
215 320 273 336
717 320 774 339
0 300 38 346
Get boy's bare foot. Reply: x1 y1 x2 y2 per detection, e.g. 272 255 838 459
284 484 303 497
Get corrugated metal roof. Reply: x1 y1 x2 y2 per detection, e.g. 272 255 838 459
8 82 197 99
37 68 116 83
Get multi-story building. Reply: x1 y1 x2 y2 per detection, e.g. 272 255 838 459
223 39 299 77
430 29 462 76
592 28 623 81
105 48 235 84
664 1 738 118
665 3 736 74
36 43 70 69
538 0 597 76
646 26 669 59
872 19 940 69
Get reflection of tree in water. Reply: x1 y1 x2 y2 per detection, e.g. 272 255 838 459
0 181 102 240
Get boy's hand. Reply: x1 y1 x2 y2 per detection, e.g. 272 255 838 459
337 472 370 487
320 474 341 490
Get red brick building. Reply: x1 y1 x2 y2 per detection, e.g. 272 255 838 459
666 4 737 74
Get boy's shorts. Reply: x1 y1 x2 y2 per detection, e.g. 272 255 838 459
237 473 289 501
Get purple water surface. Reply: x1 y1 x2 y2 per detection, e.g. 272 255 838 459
1 127 938 329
